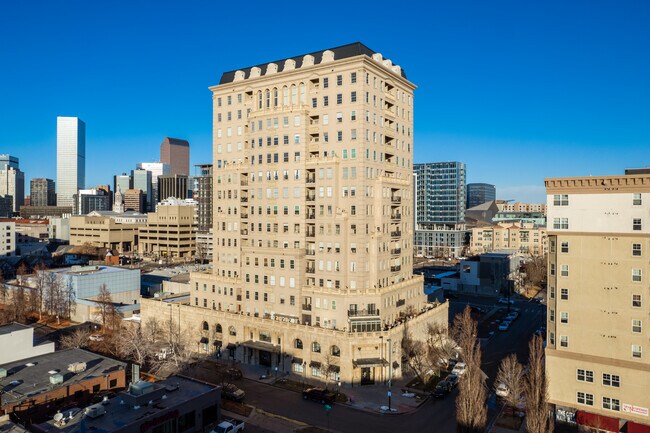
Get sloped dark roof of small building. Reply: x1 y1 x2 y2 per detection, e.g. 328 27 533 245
219 42 407 84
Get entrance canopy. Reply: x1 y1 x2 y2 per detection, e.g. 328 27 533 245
241 340 280 352
353 358 388 368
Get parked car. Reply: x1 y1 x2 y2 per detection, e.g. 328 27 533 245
226 368 243 380
302 387 336 404
446 374 459 388
495 383 510 398
211 419 245 433
498 298 515 305
451 362 466 376
506 311 519 321
433 379 452 398
221 383 245 402
498 321 511 331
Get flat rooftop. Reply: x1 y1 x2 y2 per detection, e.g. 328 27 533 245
0 348 126 406
47 265 137 276
35 376 218 433
0 323 31 336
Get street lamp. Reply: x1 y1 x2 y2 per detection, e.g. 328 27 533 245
274 366 278 382
387 337 392 411
379 335 384 384
302 361 307 389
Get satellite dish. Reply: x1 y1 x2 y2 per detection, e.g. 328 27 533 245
54 413 64 422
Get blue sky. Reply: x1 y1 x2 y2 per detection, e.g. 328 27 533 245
1 1 648 202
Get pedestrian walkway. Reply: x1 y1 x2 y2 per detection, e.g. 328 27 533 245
221 359 427 414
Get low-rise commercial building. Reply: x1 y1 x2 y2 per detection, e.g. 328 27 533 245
414 223 468 258
0 323 54 364
470 222 547 256
440 251 518 296
0 348 126 419
0 220 15 257
69 214 144 253
496 201 547 214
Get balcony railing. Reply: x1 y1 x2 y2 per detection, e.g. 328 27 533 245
391 213 402 220
391 265 401 272
302 304 312 311
241 229 248 235
241 197 248 203
306 230 316 238
390 231 402 237
306 194 316 202
348 308 380 317
240 180 248 186
305 249 316 256
391 248 401 255
236 295 242 301
241 213 248 219
391 196 401 204
307 213 316 220
306 266 315 274
306 176 316 184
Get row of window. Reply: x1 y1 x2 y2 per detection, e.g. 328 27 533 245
550 287 643 307
552 193 643 206
576 392 621 412
552 309 643 332
577 369 620 387
551 240 642 256
557 334 642 358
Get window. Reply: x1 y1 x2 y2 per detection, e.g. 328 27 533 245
554 194 569 206
632 319 642 333
109 378 118 388
561 242 569 253
633 294 642 307
330 345 340 357
560 288 569 300
561 265 569 277
350 72 357 83
577 392 593 406
336 94 342 104
577 369 594 383
633 243 642 256
312 342 321 353
351 91 357 102
549 309 555 322
294 339 303 349
602 373 620 387
633 268 642 282
550 263 556 276
336 74 342 86
603 397 620 411
560 311 569 324
633 218 642 231
553 218 569 230
323 77 329 88
560 335 568 347
633 193 642 205
632 345 642 358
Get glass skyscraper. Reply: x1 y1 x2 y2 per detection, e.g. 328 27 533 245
56 117 86 207
414 161 466 224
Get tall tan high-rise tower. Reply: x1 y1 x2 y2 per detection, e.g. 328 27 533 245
545 172 650 431
141 43 448 385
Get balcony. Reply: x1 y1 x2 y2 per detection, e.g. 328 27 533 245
390 230 402 237
305 249 316 256
348 308 380 317
236 295 242 301
302 304 312 311
306 175 316 184
307 213 315 220
306 265 315 274
391 213 401 221
306 194 316 202
306 229 316 238
241 197 248 203
241 213 248 219
240 180 248 186
391 196 401 204
241 229 248 235
391 248 401 255
391 265 401 272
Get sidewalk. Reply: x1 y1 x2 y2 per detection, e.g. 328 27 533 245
226 360 427 414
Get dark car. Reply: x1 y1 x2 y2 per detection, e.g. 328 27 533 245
446 374 459 388
226 368 243 380
433 379 452 398
302 387 336 404
221 383 245 402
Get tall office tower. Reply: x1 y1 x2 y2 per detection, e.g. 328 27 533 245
31 178 56 207
545 171 650 431
158 174 189 201
74 188 110 215
132 169 152 211
124 189 145 213
114 173 132 196
160 137 190 176
414 162 466 224
0 166 25 213
142 43 450 384
0 155 19 170
137 162 171 210
56 117 86 207
466 182 496 209
194 164 213 232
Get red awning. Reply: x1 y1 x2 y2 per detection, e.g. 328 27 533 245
629 421 650 433
576 411 619 431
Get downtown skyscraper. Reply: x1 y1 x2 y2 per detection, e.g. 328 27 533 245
56 117 86 207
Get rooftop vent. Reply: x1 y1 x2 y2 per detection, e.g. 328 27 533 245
129 381 154 396
50 373 64 385
68 362 87 373
0 368 7 379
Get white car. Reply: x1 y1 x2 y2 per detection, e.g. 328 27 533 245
498 321 511 331
496 383 510 398
451 362 466 376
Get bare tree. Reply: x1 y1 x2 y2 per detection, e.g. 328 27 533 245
94 284 119 330
522 255 547 290
44 272 65 323
525 335 554 433
60 328 92 349
0 270 7 304
10 285 27 323
453 306 487 433
426 322 456 373
16 263 28 286
401 330 431 384
495 353 525 410
32 262 48 320
114 321 154 366
320 354 337 389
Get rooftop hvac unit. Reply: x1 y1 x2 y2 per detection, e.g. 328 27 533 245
84 404 106 419
50 373 64 385
68 362 87 373
0 368 7 379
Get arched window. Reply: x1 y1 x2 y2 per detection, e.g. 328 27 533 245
330 345 340 357
202 321 209 331
257 90 262 109
312 342 321 353
229 326 237 336
291 84 297 105
273 88 278 107
265 89 270 108
294 339 303 349
282 86 289 106
299 82 306 104
215 324 223 333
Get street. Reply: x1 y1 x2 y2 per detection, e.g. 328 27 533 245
234 295 546 433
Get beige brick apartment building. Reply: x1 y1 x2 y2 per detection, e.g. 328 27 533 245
141 43 448 385
546 173 650 432
471 221 547 256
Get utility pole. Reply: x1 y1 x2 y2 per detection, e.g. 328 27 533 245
387 337 392 411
